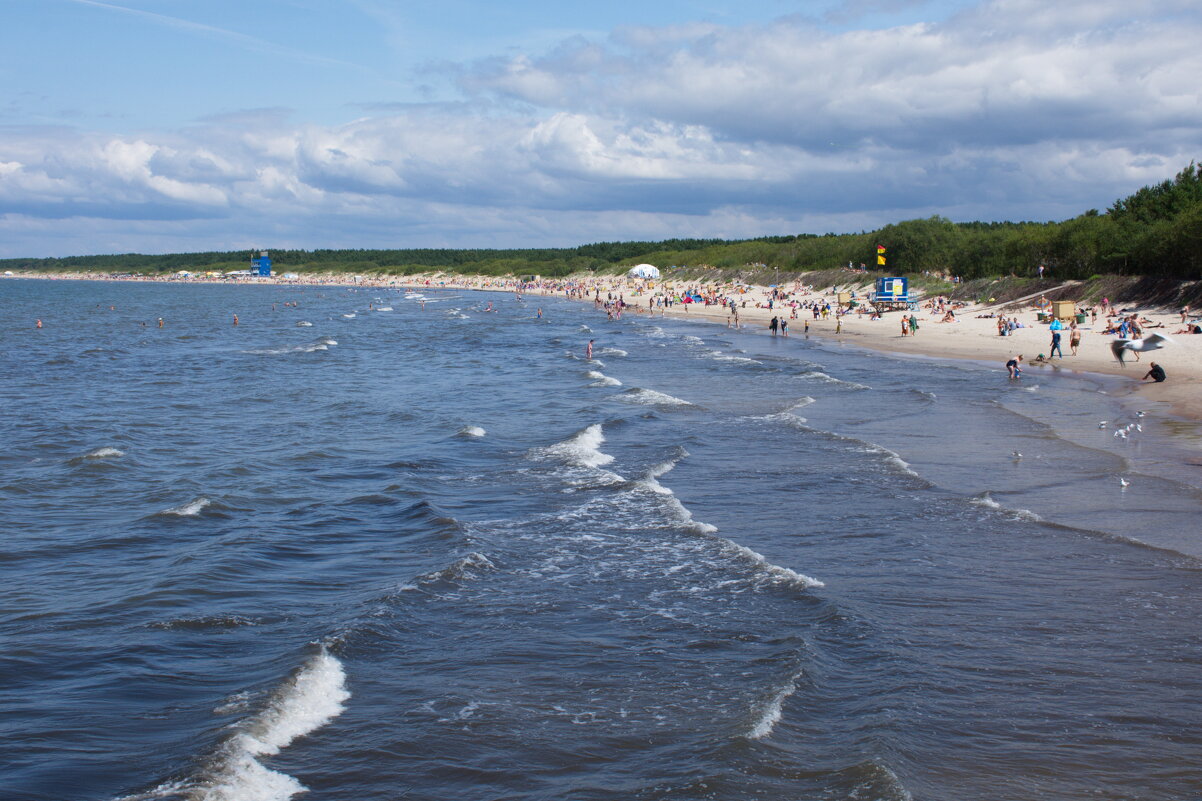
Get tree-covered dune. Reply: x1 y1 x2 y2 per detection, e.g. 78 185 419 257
3 163 1199 281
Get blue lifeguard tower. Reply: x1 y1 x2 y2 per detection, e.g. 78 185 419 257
870 276 912 310
251 250 272 277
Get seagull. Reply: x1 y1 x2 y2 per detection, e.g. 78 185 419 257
1119 477 1130 488
1110 333 1173 365
1098 422 1108 429
1135 424 1143 432
1114 430 1128 439
1011 451 1022 459
1136 411 1146 418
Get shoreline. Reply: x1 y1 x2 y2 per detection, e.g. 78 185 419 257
9 269 1202 435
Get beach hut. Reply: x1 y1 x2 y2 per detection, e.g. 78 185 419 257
628 264 661 280
1052 300 1077 321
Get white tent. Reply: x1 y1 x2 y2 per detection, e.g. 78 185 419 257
628 263 661 279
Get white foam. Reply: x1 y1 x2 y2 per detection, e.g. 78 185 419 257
682 335 704 344
802 371 869 390
124 648 349 801
587 370 623 387
579 325 592 332
638 452 687 495
162 497 211 517
723 540 825 589
788 396 816 412
85 447 124 459
457 425 486 438
598 347 627 357
709 351 761 365
970 493 1043 522
537 424 615 468
747 668 804 740
342 313 356 318
406 552 496 589
618 388 694 407
376 306 393 312
296 321 313 327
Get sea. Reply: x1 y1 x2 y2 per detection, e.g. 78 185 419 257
4 278 1202 801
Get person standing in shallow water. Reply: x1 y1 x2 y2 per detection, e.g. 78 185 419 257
1006 354 1023 379
769 317 779 336
586 339 593 360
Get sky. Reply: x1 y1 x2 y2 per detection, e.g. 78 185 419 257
0 0 1199 257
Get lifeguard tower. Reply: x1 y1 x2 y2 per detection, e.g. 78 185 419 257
251 251 272 277
870 276 912 311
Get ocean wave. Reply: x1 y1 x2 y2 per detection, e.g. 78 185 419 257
342 313 356 318
457 425 486 438
597 347 627 357
534 424 616 468
746 667 805 739
801 370 869 390
403 552 496 591
708 351 762 365
376 306 393 311
296 321 313 327
617 388 694 407
971 492 1043 522
719 539 825 589
159 497 212 517
682 335 704 344
587 370 623 387
118 647 349 801
148 614 262 631
635 448 689 496
245 338 336 355
82 447 124 460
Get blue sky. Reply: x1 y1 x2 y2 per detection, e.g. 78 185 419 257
1 0 1198 257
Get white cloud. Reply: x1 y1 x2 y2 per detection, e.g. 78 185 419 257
2 0 1200 256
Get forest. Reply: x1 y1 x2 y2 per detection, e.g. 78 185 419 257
3 163 1199 281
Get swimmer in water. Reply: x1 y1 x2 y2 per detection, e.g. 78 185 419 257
537 308 542 319
233 314 239 326
36 318 42 328
158 318 164 328
587 339 594 360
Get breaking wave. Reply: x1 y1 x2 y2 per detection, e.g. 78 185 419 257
617 388 694 407
534 424 615 469
118 647 349 801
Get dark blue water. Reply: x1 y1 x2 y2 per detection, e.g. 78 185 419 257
4 279 1202 801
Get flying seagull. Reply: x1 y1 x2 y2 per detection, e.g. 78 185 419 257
1111 333 1173 365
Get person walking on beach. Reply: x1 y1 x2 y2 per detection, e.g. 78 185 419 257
901 315 909 336
1006 354 1024 379
1070 326 1082 355
780 319 789 337
1050 329 1063 358
909 315 918 336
